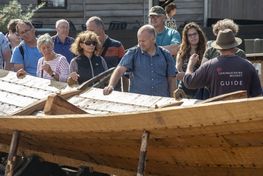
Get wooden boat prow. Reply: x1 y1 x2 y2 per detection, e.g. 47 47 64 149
0 69 263 175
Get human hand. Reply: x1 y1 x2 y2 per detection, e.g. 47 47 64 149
16 68 26 78
189 53 199 66
41 63 52 75
176 72 185 81
103 85 114 95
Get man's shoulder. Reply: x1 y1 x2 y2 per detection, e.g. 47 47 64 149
107 37 123 47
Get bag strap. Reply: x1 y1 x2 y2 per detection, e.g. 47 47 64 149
18 44 24 61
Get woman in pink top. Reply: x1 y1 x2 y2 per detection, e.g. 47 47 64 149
36 33 69 82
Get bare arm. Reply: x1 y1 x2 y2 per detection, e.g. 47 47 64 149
103 65 128 95
14 64 24 72
186 54 199 74
168 76 177 97
162 44 180 56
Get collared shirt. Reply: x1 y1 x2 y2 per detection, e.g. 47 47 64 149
156 26 181 46
11 41 42 76
119 46 177 97
52 35 74 63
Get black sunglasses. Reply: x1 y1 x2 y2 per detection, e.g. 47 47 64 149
83 41 97 46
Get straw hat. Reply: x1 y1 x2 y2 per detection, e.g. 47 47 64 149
211 29 242 50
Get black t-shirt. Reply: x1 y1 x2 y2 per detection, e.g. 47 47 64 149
184 55 262 98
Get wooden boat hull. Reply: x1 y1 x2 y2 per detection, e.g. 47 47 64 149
1 97 263 175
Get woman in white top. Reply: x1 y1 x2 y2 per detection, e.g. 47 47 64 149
36 33 69 82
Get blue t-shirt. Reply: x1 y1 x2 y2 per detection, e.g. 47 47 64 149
119 46 177 97
52 35 74 63
156 26 181 46
11 41 42 76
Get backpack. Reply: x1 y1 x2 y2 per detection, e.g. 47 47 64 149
126 46 172 77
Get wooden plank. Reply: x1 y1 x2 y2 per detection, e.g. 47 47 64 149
44 94 87 115
198 90 247 104
12 89 82 116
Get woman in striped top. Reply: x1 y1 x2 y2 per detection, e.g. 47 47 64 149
36 33 69 82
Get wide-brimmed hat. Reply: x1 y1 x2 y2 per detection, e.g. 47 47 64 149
211 29 242 50
149 6 166 16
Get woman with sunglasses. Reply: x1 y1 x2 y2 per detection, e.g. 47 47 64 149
68 31 108 85
175 22 207 99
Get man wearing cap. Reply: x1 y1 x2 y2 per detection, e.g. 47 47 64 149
183 29 262 98
149 5 181 56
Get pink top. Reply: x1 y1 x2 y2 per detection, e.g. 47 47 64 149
36 54 69 82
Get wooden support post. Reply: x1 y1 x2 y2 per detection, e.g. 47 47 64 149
5 131 20 176
136 130 150 176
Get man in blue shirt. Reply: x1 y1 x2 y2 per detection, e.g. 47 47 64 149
52 19 74 63
103 24 177 97
11 20 42 77
149 6 181 56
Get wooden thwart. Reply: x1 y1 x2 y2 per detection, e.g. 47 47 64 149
44 94 87 115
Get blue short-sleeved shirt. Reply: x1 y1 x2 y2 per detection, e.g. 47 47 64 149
11 41 42 76
119 46 177 97
156 26 181 46
52 35 74 63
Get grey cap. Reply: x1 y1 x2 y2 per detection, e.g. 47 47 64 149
149 6 166 16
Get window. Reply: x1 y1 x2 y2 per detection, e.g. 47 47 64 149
38 0 67 9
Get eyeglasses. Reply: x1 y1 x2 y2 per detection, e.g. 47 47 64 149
83 41 97 46
187 32 198 37
18 28 32 36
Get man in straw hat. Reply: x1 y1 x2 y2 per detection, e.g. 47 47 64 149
183 29 262 98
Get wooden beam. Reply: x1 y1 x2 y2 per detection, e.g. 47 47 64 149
198 90 247 104
137 131 150 176
44 94 87 115
12 89 82 116
5 131 20 176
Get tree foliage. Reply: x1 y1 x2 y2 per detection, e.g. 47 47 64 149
0 0 45 32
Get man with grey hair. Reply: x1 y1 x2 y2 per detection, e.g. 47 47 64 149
11 19 42 77
52 19 74 63
149 5 181 56
86 16 125 91
103 24 177 97
184 29 262 98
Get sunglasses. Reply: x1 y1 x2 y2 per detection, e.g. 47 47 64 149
83 41 97 46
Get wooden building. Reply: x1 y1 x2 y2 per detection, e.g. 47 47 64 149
1 0 263 48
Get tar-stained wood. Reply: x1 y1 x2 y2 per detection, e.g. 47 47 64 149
44 94 87 115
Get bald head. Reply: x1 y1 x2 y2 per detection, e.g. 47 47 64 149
137 24 156 38
137 25 156 52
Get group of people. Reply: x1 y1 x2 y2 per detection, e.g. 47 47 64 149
0 4 262 99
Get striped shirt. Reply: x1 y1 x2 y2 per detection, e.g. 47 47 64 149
36 54 69 82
